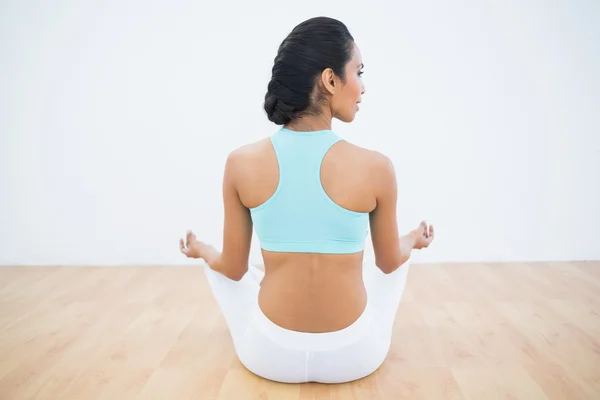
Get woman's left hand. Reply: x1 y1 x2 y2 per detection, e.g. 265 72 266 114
179 231 205 259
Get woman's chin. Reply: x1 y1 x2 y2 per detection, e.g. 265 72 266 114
336 115 355 123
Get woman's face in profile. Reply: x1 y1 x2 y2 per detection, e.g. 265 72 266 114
332 42 366 123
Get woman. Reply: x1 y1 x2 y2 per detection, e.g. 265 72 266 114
179 16 434 384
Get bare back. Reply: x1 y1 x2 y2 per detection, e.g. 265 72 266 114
234 137 383 332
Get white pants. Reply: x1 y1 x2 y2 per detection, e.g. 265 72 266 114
202 261 410 384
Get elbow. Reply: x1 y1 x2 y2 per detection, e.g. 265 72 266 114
223 265 248 281
377 254 409 274
214 256 248 281
227 272 245 281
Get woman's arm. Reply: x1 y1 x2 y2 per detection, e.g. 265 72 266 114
369 153 434 274
180 150 253 281
397 231 419 266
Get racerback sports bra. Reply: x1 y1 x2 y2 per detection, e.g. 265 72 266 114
250 128 369 254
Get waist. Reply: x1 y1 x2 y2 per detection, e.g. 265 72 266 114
258 251 367 333
253 291 374 351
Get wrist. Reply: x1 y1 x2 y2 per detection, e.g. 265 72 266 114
197 242 210 259
407 230 419 249
199 242 219 264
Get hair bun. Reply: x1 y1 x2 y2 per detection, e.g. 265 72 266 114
264 80 295 125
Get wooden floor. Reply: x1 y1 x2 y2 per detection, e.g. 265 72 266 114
0 262 599 399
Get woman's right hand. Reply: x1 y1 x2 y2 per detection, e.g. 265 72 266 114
411 221 434 249
179 231 206 259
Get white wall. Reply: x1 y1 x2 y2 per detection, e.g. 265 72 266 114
1 0 599 266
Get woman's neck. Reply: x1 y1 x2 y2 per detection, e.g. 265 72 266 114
284 114 332 132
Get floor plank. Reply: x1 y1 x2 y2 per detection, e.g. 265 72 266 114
0 262 598 399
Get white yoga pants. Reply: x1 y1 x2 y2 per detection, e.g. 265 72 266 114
202 261 410 384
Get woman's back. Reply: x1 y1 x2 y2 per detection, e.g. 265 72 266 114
232 128 384 332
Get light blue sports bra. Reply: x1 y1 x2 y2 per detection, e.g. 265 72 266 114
250 127 369 254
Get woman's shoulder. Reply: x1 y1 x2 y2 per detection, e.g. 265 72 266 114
337 140 395 171
226 138 272 162
223 138 275 181
226 136 395 176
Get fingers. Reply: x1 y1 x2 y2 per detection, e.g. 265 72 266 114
181 231 199 257
179 238 189 255
417 221 427 236
425 225 434 245
186 231 196 247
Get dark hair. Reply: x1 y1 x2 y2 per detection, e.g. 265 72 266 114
264 17 355 125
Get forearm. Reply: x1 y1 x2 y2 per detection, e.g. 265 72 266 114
199 243 228 278
199 242 221 267
199 243 246 281
377 231 418 274
398 231 418 265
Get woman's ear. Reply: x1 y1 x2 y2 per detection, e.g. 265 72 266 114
320 68 336 95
